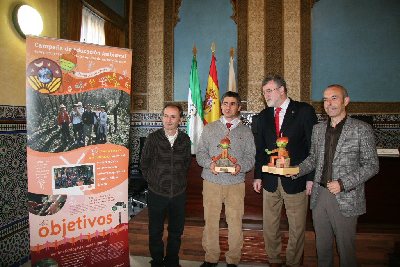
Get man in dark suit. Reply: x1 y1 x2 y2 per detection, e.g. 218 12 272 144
253 74 317 267
296 84 379 266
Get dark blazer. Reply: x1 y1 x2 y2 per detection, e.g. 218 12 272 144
298 117 379 216
254 99 318 194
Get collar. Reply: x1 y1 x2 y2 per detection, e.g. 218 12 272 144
328 115 347 129
164 129 178 138
164 129 179 147
220 117 241 130
275 97 290 112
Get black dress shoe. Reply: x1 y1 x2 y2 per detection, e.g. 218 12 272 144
150 260 164 267
200 262 218 267
227 264 238 267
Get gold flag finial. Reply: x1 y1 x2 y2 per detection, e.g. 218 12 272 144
211 42 216 54
230 47 234 58
193 44 197 57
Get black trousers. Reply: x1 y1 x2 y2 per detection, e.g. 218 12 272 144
60 122 71 142
148 190 186 267
72 122 83 143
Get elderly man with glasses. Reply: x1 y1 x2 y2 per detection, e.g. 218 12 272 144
253 74 318 267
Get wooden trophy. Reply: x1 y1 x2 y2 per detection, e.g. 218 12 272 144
262 136 299 175
212 136 237 173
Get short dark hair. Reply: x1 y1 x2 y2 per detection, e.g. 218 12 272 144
326 84 349 98
262 74 287 93
162 103 184 118
221 91 241 105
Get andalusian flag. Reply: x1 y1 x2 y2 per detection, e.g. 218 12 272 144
204 49 221 124
227 48 237 92
187 52 204 154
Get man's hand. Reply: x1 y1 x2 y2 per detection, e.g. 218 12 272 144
232 164 241 175
306 181 313 195
327 181 341 195
253 179 262 193
210 162 218 175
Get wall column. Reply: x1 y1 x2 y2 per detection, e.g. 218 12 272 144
247 0 265 112
147 0 165 112
283 0 301 101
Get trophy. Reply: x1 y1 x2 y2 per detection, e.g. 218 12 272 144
212 136 237 173
262 136 299 175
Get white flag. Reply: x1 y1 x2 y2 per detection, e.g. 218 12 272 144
227 55 237 92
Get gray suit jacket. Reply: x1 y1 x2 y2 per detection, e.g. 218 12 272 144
298 117 379 217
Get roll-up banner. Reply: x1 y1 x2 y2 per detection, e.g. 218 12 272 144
26 36 132 267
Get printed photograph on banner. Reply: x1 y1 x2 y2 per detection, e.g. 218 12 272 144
26 36 132 267
52 163 95 195
26 89 130 152
28 193 67 216
26 45 131 153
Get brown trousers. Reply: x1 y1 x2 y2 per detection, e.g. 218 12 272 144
202 179 245 264
263 179 308 266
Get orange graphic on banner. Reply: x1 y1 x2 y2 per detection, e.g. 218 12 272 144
25 38 132 96
27 144 129 195
26 65 131 95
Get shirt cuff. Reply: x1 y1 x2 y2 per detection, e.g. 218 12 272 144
337 179 344 192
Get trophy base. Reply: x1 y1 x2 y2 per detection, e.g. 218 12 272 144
215 166 236 173
214 158 236 173
262 165 299 175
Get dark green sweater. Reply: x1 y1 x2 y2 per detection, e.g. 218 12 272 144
140 129 191 197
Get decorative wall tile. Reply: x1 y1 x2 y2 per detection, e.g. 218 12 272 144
0 106 26 121
0 218 29 266
372 115 400 149
0 105 28 266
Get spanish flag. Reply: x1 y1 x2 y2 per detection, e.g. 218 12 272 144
203 48 221 124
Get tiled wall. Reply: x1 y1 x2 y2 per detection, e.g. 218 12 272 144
0 105 29 266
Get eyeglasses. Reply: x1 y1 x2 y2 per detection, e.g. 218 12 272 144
262 87 280 95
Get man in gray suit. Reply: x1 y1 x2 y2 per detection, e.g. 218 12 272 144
295 84 379 266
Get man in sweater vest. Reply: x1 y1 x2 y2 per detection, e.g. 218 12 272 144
197 91 256 267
